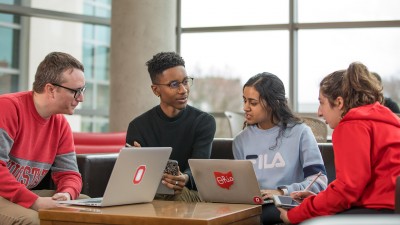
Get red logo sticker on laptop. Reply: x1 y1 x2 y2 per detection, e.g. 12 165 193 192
133 165 146 184
253 196 263 204
213 171 234 189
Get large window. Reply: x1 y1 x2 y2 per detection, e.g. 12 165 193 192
298 0 400 22
181 0 288 27
298 28 400 111
182 31 289 113
2 0 399 134
180 0 400 113
0 0 20 94
80 0 111 132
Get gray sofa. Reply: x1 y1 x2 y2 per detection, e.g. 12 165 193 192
36 138 335 198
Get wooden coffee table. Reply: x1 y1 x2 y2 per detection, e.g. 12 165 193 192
39 200 261 225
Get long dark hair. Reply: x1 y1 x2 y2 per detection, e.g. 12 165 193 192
244 72 301 149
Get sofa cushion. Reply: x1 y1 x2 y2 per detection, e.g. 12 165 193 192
75 145 122 154
73 132 126 146
34 138 336 197
77 153 118 197
73 132 126 154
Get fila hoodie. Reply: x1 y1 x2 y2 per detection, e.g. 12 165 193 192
233 122 327 194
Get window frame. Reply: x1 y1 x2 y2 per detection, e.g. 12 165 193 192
176 0 400 112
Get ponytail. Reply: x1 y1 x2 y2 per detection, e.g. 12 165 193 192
341 62 383 116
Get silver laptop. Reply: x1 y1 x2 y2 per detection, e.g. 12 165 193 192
59 147 172 207
189 159 272 205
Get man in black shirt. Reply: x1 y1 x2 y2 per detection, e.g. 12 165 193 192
126 52 216 202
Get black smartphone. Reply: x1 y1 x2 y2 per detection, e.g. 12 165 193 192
164 160 179 176
273 195 300 209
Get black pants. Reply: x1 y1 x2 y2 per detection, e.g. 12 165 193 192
338 207 394 214
261 204 283 225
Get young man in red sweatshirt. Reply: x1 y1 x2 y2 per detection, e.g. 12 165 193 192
0 52 85 225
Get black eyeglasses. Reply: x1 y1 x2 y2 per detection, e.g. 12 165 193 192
51 83 86 99
153 77 194 89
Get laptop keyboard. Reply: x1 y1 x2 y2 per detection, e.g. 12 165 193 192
263 199 274 204
83 198 102 203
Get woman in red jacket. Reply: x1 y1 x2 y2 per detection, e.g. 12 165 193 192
278 62 400 224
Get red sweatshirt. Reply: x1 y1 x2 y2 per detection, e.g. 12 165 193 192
0 91 82 208
288 102 400 224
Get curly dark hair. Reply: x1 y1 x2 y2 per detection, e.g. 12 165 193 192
244 72 301 150
146 52 185 83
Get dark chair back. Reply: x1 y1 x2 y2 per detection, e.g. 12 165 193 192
210 138 234 159
318 143 335 184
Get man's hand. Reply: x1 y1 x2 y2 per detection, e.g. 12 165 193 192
162 171 188 194
30 197 59 211
52 192 71 201
126 141 141 147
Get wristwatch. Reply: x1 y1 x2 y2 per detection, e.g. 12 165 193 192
277 186 288 195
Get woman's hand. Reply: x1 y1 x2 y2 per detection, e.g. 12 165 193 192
290 190 316 203
260 189 283 200
277 207 291 224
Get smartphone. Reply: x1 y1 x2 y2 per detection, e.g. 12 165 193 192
273 195 300 209
157 160 179 195
164 160 179 176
